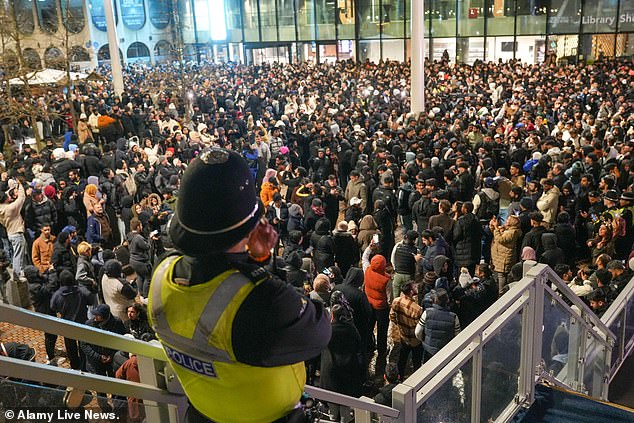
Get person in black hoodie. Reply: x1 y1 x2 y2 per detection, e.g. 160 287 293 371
540 233 565 269
373 199 395 261
26 265 59 364
51 231 76 276
283 250 309 289
311 218 335 272
127 218 152 298
334 267 373 374
521 211 548 258
332 221 360 277
50 270 94 370
553 212 577 265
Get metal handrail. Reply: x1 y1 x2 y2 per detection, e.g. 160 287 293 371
399 275 535 393
533 264 616 341
0 355 185 405
392 263 617 423
0 303 400 421
0 303 167 361
305 386 400 419
602 274 634 327
600 274 634 381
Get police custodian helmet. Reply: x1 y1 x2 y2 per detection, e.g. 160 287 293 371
168 148 263 256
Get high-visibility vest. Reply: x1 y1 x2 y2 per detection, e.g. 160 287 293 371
148 256 305 423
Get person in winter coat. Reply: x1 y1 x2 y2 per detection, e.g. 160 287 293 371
51 231 76 276
536 179 561 228
284 251 309 289
453 202 483 274
310 218 334 272
50 270 94 369
26 265 59 363
260 176 280 208
344 170 368 213
75 242 98 309
415 288 461 360
31 224 55 274
86 203 114 248
127 218 152 297
428 200 455 244
452 268 488 328
83 184 102 217
101 259 136 322
389 282 423 378
334 267 373 373
287 203 305 235
124 303 155 341
357 215 379 252
473 177 500 222
374 363 400 406
265 193 289 241
332 221 360 276
80 303 127 411
521 212 548 258
490 215 523 294
320 304 363 423
553 212 577 265
25 188 58 239
374 200 395 261
540 233 565 269
364 254 391 368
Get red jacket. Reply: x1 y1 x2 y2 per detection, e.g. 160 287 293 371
364 255 390 310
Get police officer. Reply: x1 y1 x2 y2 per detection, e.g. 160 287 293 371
148 148 331 423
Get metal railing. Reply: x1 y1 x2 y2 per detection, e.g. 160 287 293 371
0 303 400 423
600 273 634 383
392 263 616 423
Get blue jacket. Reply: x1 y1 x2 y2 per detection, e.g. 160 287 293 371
86 214 103 244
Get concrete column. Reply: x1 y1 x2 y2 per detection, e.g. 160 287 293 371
410 0 425 114
103 0 124 97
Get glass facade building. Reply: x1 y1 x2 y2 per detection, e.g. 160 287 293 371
179 0 634 64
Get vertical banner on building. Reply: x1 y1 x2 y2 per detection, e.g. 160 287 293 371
149 0 173 29
91 0 118 31
121 0 146 30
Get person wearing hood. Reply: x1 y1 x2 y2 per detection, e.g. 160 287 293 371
536 178 561 228
26 265 59 364
364 254 390 370
284 250 309 289
553 212 577 265
260 175 280 209
332 221 360 276
373 199 395 260
50 269 94 369
286 203 306 236
490 215 523 295
357 214 379 252
127 218 152 298
453 202 483 275
51 230 76 275
540 233 565 269
101 259 137 322
334 267 373 373
311 218 335 272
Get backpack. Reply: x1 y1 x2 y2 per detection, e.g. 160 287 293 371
397 186 412 215
476 192 499 221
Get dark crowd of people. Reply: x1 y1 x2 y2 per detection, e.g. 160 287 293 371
0 55 633 422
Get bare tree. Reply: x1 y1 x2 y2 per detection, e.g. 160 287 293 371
0 0 52 149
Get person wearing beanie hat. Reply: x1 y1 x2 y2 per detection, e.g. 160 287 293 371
82 302 127 388
149 148 330 423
